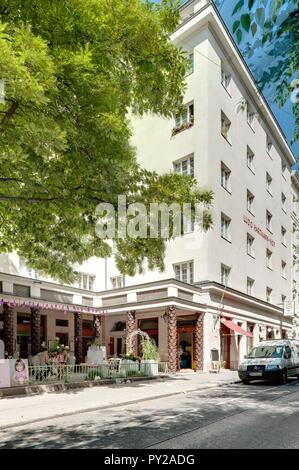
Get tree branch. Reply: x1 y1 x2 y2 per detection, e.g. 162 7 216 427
0 101 19 133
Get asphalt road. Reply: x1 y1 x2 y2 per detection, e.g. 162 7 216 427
0 379 299 449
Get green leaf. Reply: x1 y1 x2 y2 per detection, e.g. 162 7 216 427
248 0 255 10
232 20 240 34
251 22 257 36
255 7 265 27
241 14 251 32
232 0 244 16
236 29 243 44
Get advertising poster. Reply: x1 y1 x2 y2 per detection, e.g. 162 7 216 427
9 358 29 387
0 360 10 388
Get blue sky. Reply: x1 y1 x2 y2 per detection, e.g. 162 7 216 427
153 0 298 161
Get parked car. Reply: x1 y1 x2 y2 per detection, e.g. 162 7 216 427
238 339 299 384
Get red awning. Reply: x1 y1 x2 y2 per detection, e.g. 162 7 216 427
221 319 253 337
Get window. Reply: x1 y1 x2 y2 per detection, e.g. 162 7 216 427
281 162 287 179
174 155 194 176
247 234 255 257
186 52 194 76
56 319 69 327
174 261 194 284
266 249 273 269
221 65 231 92
266 287 272 303
281 295 286 303
247 277 254 296
247 146 255 172
266 210 273 232
247 190 255 215
281 261 287 279
221 213 231 242
266 135 273 155
266 172 273 195
110 275 125 289
19 258 40 279
78 273 95 291
221 162 231 192
281 226 287 246
246 103 255 129
221 264 231 286
173 103 194 134
281 193 286 212
221 111 231 142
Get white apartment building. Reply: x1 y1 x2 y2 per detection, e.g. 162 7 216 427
0 0 298 372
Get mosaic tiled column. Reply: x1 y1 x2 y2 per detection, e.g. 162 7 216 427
126 310 137 355
31 307 41 356
194 312 205 371
74 312 83 364
3 302 15 357
93 315 103 343
166 306 177 373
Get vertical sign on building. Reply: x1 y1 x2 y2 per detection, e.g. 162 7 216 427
284 301 295 317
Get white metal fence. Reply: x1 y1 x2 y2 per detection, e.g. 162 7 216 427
28 360 169 384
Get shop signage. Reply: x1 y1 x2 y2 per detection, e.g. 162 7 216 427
243 215 275 247
0 359 29 388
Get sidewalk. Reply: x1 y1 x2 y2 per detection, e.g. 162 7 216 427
0 370 239 429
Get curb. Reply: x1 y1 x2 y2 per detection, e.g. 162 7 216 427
0 375 162 399
0 378 241 431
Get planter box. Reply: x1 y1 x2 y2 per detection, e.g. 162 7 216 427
140 360 159 377
119 359 139 377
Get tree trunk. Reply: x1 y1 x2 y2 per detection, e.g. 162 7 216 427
74 312 83 364
3 303 15 357
93 315 103 343
194 312 205 371
31 307 41 356
166 306 177 373
126 310 137 355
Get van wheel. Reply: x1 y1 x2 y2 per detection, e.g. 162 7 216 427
242 379 250 385
280 370 288 384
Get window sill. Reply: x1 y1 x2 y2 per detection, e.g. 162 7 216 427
247 209 255 217
247 122 255 133
221 134 232 146
221 185 232 195
247 166 255 175
266 189 273 197
172 122 194 137
267 266 273 271
267 150 273 160
282 208 287 214
221 83 232 98
282 276 287 280
247 253 255 259
266 227 273 234
282 242 287 248
221 235 232 244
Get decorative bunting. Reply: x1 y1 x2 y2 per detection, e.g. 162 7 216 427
0 297 105 315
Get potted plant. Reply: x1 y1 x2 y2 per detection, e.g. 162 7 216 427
119 353 140 376
140 338 160 376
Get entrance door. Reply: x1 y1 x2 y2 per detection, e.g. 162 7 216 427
220 324 231 369
178 332 193 370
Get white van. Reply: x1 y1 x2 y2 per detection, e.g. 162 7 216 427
238 339 299 384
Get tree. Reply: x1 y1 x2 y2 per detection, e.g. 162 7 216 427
0 0 213 282
215 0 298 143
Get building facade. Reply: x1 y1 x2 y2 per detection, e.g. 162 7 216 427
0 0 298 371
